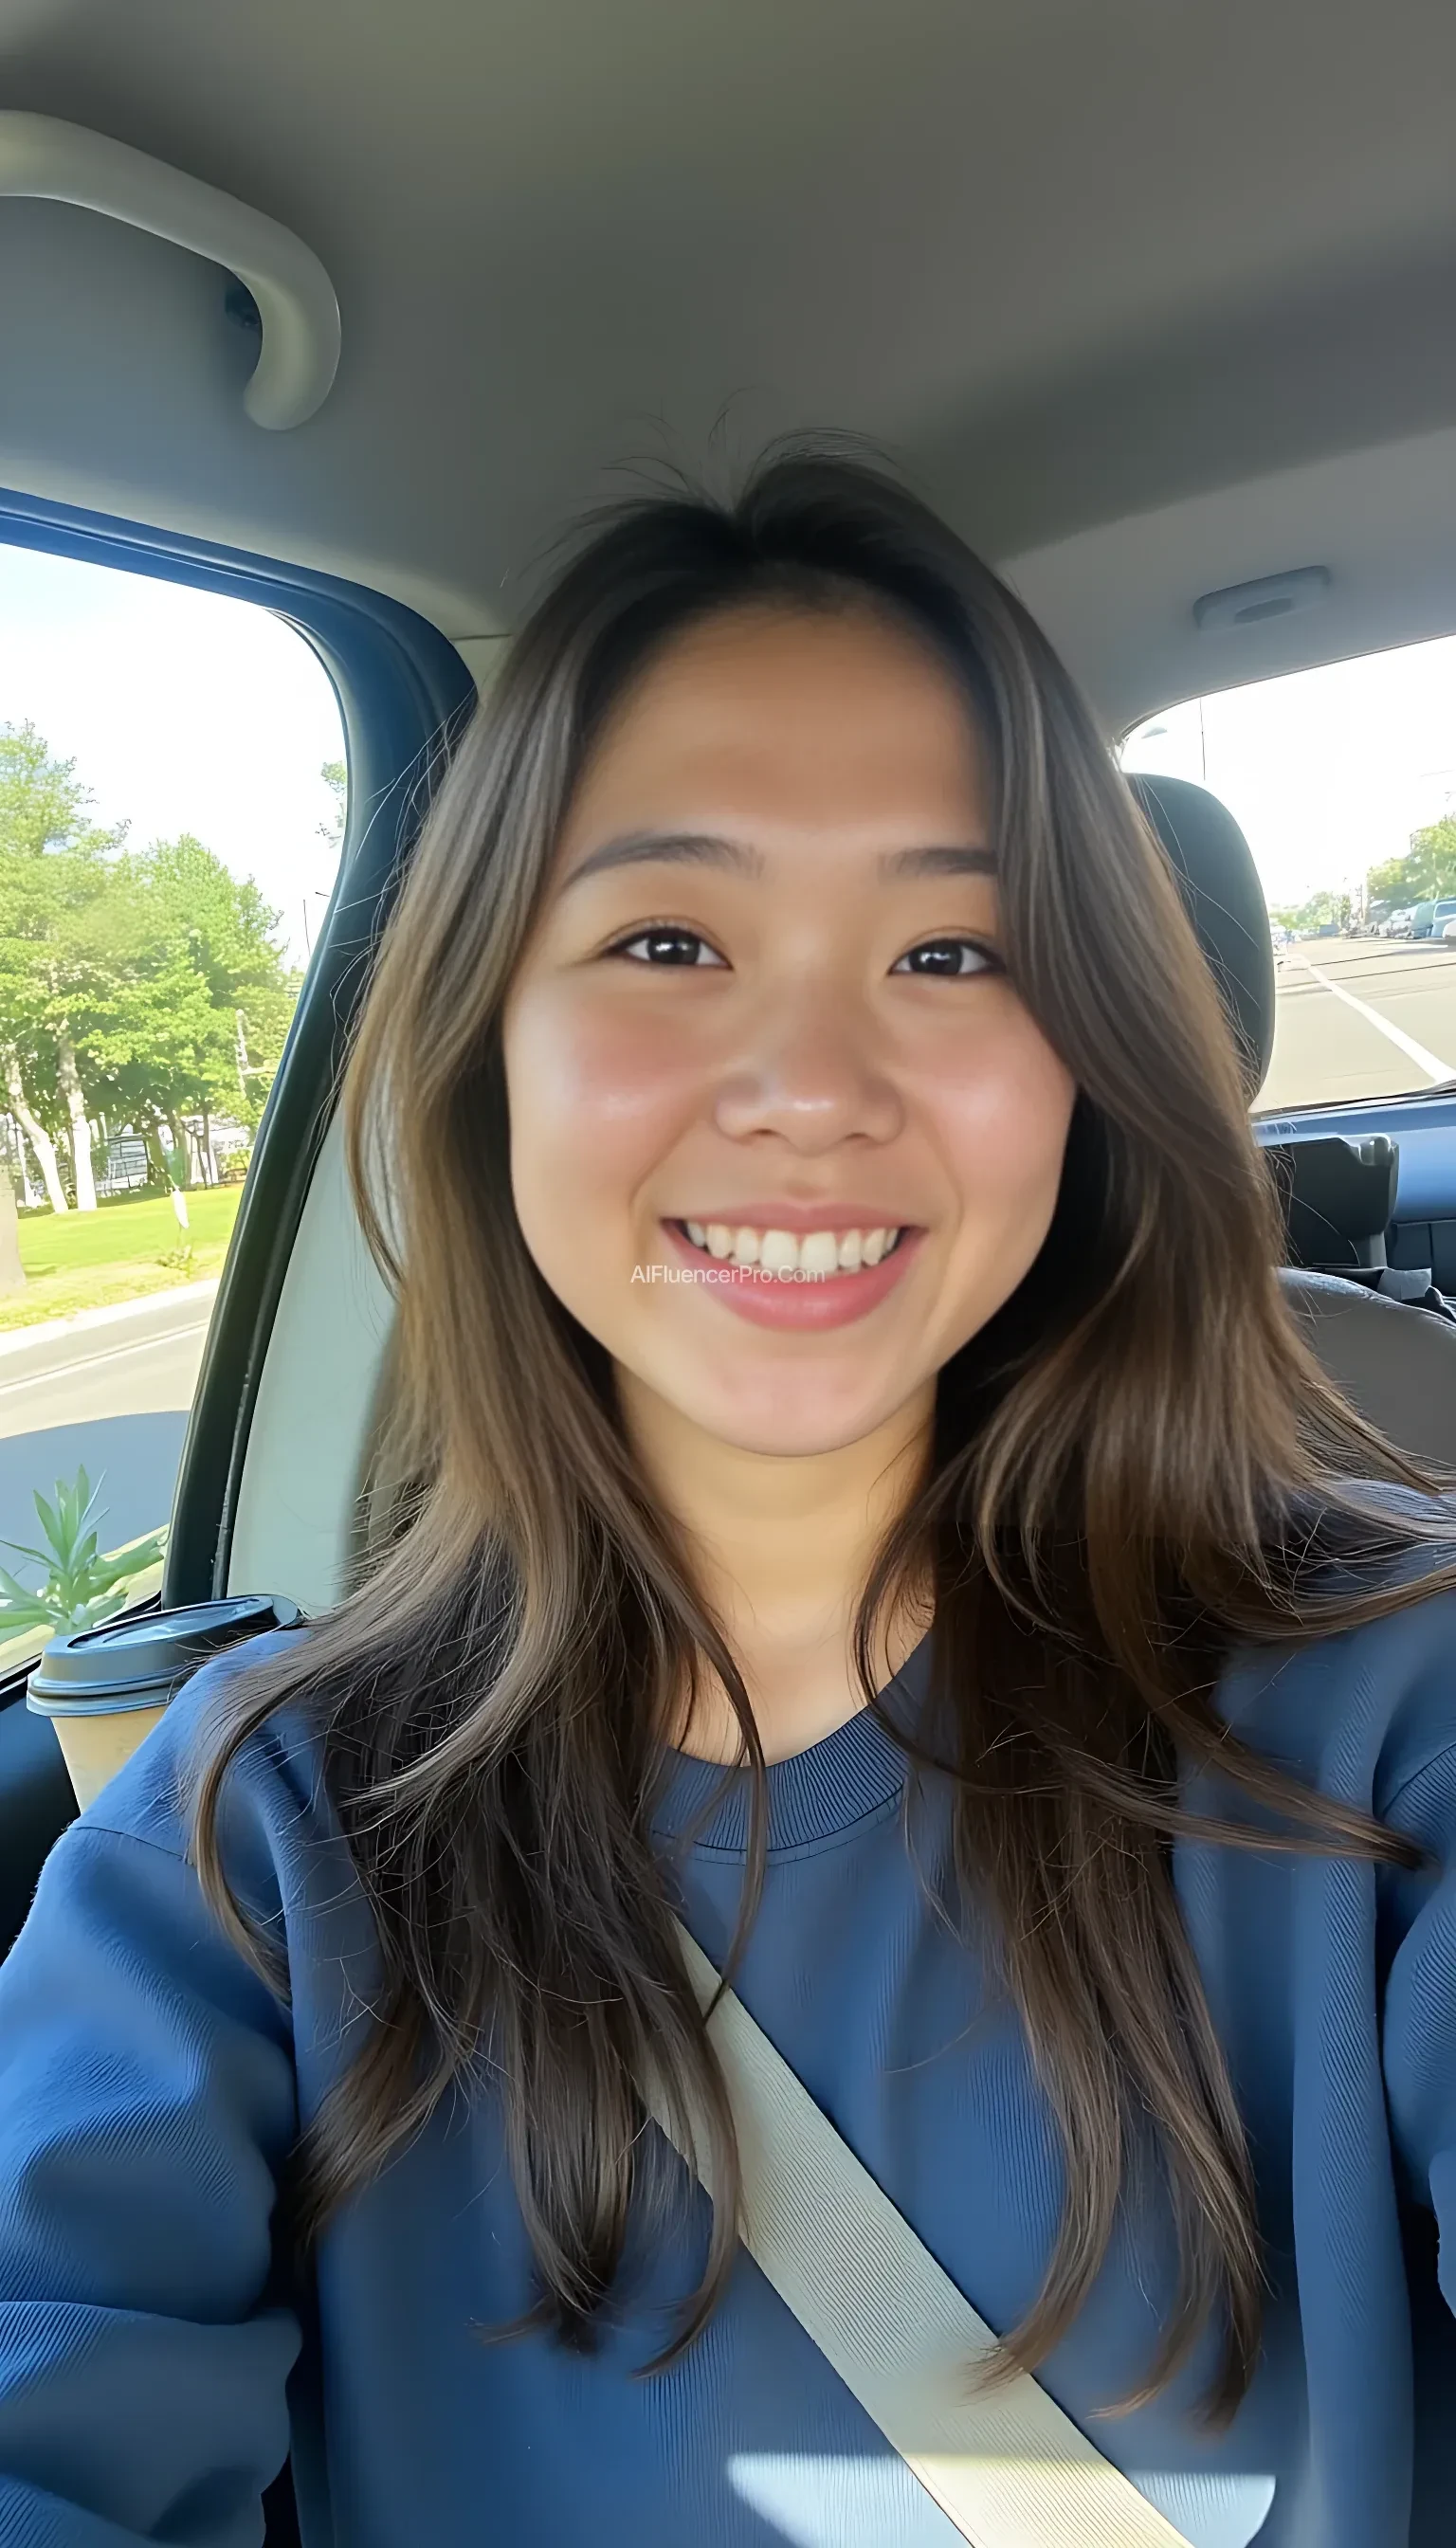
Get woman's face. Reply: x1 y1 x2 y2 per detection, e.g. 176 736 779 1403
501 603 1077 1458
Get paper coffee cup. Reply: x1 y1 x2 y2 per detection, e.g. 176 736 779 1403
27 1595 302 1812
48 1702 173 1813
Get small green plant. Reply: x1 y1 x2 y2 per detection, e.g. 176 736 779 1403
158 1241 197 1274
0 1467 168 1636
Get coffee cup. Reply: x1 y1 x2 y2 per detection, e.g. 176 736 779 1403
27 1595 302 1811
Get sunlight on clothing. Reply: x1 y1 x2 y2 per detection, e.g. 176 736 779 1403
728 2453 1276 2547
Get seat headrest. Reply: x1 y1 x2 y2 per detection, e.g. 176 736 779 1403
1125 772 1275 1098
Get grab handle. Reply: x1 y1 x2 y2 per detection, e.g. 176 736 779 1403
0 111 340 428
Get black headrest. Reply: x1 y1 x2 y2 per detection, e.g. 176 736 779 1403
1125 772 1275 1098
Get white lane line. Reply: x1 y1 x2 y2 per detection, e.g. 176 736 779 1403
1295 955 1456 1083
0 1318 211 1399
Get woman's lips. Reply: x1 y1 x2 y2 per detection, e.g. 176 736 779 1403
658 1218 925 1330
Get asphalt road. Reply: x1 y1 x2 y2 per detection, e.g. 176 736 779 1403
1264 936 1456 1111
0 938 1450 1591
0 1288 214 1590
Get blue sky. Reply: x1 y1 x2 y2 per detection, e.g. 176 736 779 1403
0 541 347 968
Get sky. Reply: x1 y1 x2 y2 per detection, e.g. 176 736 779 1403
0 542 347 969
1121 633 1456 911
3 540 1455 938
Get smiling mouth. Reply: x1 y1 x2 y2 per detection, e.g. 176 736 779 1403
672 1219 909 1274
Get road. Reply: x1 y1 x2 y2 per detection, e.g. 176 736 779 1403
0 1288 214 1590
1263 936 1456 1111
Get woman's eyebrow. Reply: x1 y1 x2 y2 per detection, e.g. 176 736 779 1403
563 831 996 888
563 831 762 887
883 843 996 878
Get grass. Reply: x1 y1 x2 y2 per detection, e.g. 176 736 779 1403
0 1188 244 1333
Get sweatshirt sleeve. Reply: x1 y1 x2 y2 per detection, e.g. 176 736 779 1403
1381 1741 1456 2317
0 1818 301 2547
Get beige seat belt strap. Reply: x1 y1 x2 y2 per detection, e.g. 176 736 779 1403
648 1917 1195 2548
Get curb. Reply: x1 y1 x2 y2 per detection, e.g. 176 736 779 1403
0 1279 220 1361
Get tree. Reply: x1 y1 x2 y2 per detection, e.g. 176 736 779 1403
1366 812 1456 911
4 1052 67 1213
92 835 299 1156
0 726 302 1198
0 1150 23 1295
0 722 129 1211
1270 887 1350 935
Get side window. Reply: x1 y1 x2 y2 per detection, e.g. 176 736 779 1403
0 543 346 1672
1121 633 1456 1114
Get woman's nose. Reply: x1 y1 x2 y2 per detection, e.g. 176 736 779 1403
711 990 903 1152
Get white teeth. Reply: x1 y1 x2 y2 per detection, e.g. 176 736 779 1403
680 1220 904 1272
759 1228 799 1273
799 1229 841 1276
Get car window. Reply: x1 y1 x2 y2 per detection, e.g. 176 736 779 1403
1120 632 1456 1114
0 542 346 1676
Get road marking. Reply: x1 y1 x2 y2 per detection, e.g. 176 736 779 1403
0 1317 211 1398
1295 955 1456 1083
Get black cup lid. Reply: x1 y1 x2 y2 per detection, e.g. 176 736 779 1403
27 1594 302 1714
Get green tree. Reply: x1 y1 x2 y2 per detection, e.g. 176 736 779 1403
0 726 302 1199
103 835 298 1153
0 1142 23 1295
1367 812 1456 911
0 722 129 1210
1270 886 1350 935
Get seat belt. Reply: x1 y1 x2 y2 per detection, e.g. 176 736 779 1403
647 1918 1195 2548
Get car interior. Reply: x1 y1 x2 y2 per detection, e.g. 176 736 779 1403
4 8 1456 2535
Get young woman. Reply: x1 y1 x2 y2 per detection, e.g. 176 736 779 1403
2 447 1455 2548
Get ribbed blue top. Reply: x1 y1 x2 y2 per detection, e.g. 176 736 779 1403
651 1635 928 1854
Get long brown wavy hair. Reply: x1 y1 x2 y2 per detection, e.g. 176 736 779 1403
183 441 1455 2426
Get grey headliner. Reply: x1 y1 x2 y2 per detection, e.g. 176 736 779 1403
3 0 1455 725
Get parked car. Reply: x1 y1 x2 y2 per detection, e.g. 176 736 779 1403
1417 897 1456 938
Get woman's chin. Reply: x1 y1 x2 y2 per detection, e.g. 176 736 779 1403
657 1360 919 1461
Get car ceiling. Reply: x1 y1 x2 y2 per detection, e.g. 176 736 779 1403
3 0 1456 728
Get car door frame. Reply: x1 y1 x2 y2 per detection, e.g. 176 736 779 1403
0 482 475 1940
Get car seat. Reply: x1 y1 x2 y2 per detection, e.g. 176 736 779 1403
1127 771 1456 1468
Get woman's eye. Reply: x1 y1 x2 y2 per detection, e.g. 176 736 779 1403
611 927 725 968
892 937 1000 978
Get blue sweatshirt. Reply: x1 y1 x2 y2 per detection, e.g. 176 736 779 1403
2 1592 1456 2548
